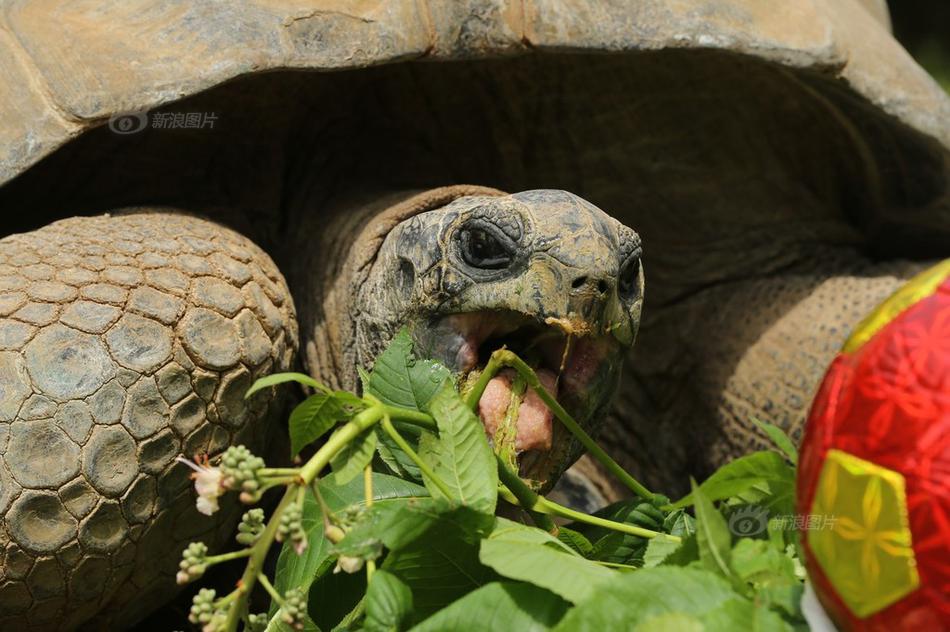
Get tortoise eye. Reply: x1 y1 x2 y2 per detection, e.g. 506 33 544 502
618 255 641 299
457 224 514 270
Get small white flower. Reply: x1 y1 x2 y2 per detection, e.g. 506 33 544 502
333 555 364 574
176 455 226 516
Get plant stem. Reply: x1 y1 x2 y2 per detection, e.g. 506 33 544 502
257 573 285 608
380 416 454 499
385 406 437 430
223 486 295 632
469 349 655 502
205 548 253 565
224 405 388 632
495 456 558 534
535 496 679 542
259 468 301 477
364 465 376 582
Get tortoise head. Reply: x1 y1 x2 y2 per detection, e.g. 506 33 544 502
354 189 643 488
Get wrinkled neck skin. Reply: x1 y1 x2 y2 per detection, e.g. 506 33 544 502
293 185 505 391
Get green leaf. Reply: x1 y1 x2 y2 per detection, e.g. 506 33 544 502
479 538 614 604
691 481 734 582
643 536 683 568
663 508 696 537
661 533 699 566
376 424 424 481
418 384 497 514
573 499 665 565
330 427 377 485
551 567 743 631
671 452 796 516
246 371 325 398
410 582 569 632
383 521 494 620
335 498 490 558
272 474 427 611
702 596 795 631
364 570 413 632
556 527 594 557
488 517 576 554
289 393 351 457
367 329 451 411
730 539 804 620
752 418 798 465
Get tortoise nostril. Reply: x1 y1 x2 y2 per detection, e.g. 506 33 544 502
571 275 609 295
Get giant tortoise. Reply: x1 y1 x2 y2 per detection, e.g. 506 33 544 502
0 0 948 629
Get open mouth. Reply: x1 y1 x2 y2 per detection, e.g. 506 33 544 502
412 310 622 489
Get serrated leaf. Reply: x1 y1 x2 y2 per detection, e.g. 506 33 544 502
663 509 696 537
289 393 351 457
418 384 497 514
246 371 325 398
329 427 377 485
479 538 614 604
272 474 427 613
671 452 795 516
551 567 744 631
410 582 569 632
643 536 683 568
367 329 451 411
691 481 735 582
556 527 594 557
364 570 413 632
752 418 798 465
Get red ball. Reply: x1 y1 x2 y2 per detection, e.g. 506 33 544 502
797 261 950 631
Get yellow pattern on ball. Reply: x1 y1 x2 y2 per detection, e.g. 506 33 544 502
807 449 919 617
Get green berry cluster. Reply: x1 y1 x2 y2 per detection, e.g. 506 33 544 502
280 587 308 631
189 588 225 630
236 508 266 546
177 541 208 585
220 445 265 495
277 501 308 554
247 612 268 632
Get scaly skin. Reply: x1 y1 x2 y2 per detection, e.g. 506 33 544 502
0 212 297 630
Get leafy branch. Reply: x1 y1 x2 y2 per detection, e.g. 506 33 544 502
176 330 805 632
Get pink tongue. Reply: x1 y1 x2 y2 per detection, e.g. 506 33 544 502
477 368 556 452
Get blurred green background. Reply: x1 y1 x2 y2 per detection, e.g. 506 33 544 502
891 0 950 92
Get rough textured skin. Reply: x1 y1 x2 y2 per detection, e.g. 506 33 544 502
0 213 297 629
596 250 936 496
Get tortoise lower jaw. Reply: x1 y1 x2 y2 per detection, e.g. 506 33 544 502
410 310 625 489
